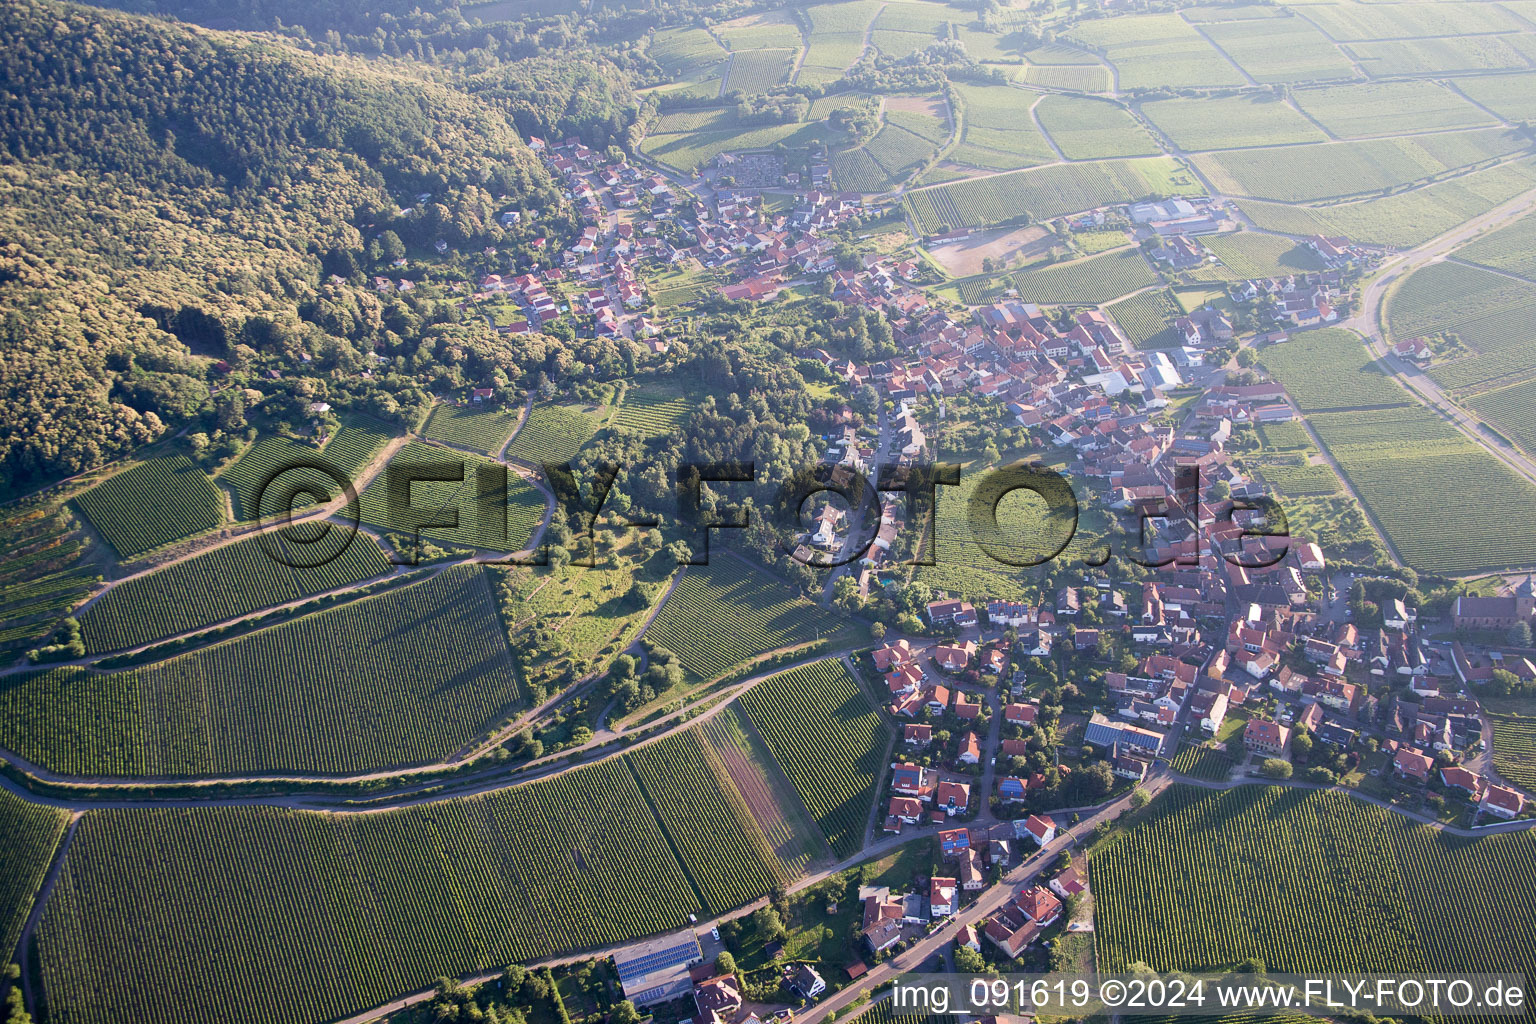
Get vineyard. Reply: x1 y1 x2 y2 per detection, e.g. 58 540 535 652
1455 70 1536 124
38 757 701 1024
221 421 392 520
422 403 523 455
1141 95 1325 151
1458 211 1536 280
1066 13 1245 90
1386 261 1536 355
906 157 1197 235
1191 233 1325 282
610 380 693 438
723 47 795 94
1010 247 1159 304
648 26 728 76
1467 378 1536 456
1094 785 1536 979
504 403 607 465
737 658 889 858
1107 289 1183 349
76 530 392 654
74 456 225 559
1308 406 1536 575
1168 743 1235 780
1199 17 1355 83
1259 328 1409 412
358 440 545 553
627 727 787 912
1020 63 1110 92
0 566 524 776
1292 80 1494 138
1034 95 1158 160
1487 707 1536 793
0 787 69 960
1428 338 1536 396
642 558 865 685
0 505 100 659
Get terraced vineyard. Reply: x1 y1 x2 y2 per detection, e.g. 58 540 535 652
1309 406 1536 575
738 658 888 858
422 403 522 455
627 727 786 912
77 531 392 653
0 787 70 960
0 505 100 659
504 402 607 465
1259 329 1409 412
906 157 1198 235
221 421 392 520
1011 247 1159 304
74 456 225 559
0 566 524 776
38 757 701 1024
1094 785 1536 977
358 440 544 553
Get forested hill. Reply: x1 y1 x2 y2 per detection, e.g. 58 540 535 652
0 0 564 490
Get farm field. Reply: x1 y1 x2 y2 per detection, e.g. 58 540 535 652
1237 157 1536 249
1140 95 1326 151
0 787 70 961
714 10 801 51
1385 261 1536 355
37 757 702 1024
949 83 1055 172
1259 328 1410 412
221 420 394 521
1454 71 1536 124
1066 13 1246 90
421 402 522 455
1467 379 1536 456
1108 289 1184 349
1308 405 1536 575
1010 246 1159 304
737 658 889 859
642 558 866 686
77 530 392 654
0 566 524 776
701 705 831 876
1292 80 1497 139
1193 128 1528 203
1034 95 1159 160
74 455 225 559
1199 16 1355 83
1189 232 1326 281
357 440 544 553
1456 212 1536 280
644 260 716 308
905 157 1199 235
627 727 786 913
1093 785 1536 977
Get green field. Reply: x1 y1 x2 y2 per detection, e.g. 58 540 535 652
906 157 1199 234
38 757 702 1024
649 26 728 76
644 261 716 309
0 566 524 776
627 727 786 912
1094 785 1536 976
77 530 391 653
1199 16 1355 83
1188 232 1327 281
358 440 544 553
504 402 608 465
1195 128 1528 203
0 786 70 961
1458 212 1536 280
221 421 393 521
1108 289 1184 349
1141 95 1326 151
1428 339 1536 396
1259 328 1409 412
1304 1 1525 41
1386 261 1536 355
714 11 802 51
640 121 837 174
1292 80 1497 139
1035 95 1159 160
1067 13 1246 90
74 456 225 559
1010 247 1159 304
642 558 866 686
1237 157 1536 249
1345 35 1532 77
421 403 522 455
737 658 888 859
949 83 1055 172
1309 405 1536 575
